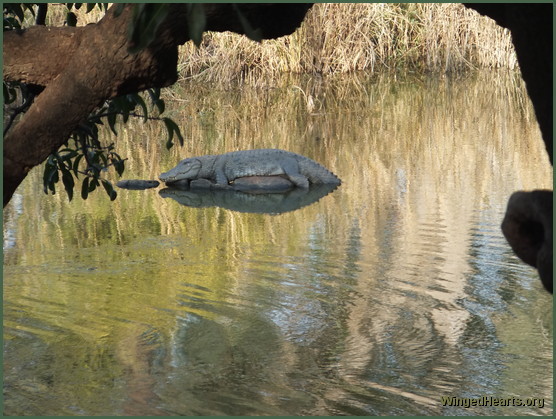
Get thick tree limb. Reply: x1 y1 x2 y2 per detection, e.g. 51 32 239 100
4 26 81 86
3 3 312 206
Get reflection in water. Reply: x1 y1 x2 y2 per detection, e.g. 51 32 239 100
3 71 553 415
159 183 339 214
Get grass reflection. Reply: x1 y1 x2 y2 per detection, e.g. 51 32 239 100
3 70 552 415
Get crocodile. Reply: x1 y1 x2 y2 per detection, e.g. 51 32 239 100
159 149 341 189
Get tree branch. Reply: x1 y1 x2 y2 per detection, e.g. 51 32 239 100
3 26 81 86
3 3 312 206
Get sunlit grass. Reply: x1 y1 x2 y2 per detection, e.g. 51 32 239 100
178 3 517 86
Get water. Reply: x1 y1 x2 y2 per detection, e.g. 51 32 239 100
3 71 553 415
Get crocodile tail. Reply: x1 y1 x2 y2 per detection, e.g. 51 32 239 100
299 160 341 185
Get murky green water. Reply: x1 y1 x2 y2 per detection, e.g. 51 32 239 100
3 71 553 415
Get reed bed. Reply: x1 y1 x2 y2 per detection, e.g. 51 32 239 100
178 3 517 86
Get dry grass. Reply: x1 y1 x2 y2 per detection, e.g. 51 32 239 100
21 3 516 86
40 3 107 26
178 3 517 86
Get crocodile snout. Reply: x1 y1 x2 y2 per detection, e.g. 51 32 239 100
159 171 175 182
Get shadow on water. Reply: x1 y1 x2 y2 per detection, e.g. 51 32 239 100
3 70 553 416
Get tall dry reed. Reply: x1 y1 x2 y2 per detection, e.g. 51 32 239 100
178 3 517 86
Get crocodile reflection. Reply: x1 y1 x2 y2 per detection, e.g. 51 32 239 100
159 182 340 214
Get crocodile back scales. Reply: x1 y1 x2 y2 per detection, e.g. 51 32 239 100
216 149 340 185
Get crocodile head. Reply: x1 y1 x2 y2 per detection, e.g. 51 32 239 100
159 158 202 184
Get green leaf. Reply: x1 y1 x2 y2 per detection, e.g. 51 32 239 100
107 111 118 135
89 124 100 144
88 178 98 193
60 148 78 160
9 4 25 23
72 153 85 177
66 12 77 27
4 16 20 31
22 4 36 17
163 117 175 149
155 99 165 114
44 160 59 194
86 3 95 13
109 152 126 177
61 167 75 201
90 164 102 177
98 150 109 167
101 180 117 201
3 83 17 105
43 160 57 194
112 96 130 113
114 159 125 177
174 124 185 146
163 117 184 147
187 3 206 47
134 94 149 122
128 4 170 54
148 88 161 103
81 177 89 200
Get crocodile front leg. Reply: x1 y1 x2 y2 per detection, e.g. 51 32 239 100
286 174 310 189
282 160 309 188
213 157 230 185
215 170 229 185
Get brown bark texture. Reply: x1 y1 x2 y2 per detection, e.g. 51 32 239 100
3 3 312 206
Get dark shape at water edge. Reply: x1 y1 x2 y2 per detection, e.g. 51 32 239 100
116 179 160 190
159 183 340 214
501 189 553 293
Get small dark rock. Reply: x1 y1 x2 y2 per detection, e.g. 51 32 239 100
116 179 160 190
